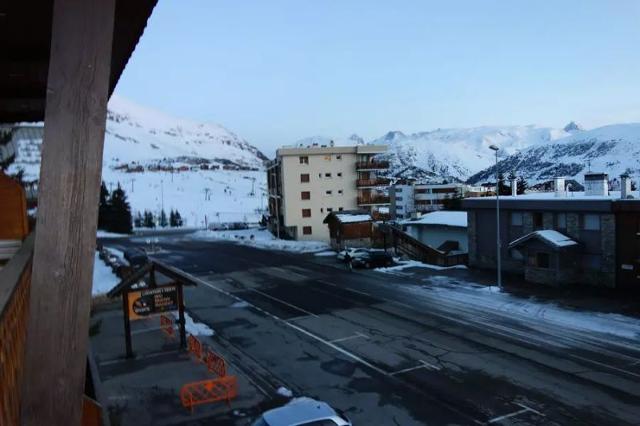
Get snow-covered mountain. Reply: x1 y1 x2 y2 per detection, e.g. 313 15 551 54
105 95 267 170
467 123 640 184
3 96 268 225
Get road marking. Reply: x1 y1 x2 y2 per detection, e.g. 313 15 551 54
251 289 319 318
284 321 389 376
390 359 441 375
286 315 313 322
488 403 544 424
330 332 369 343
317 279 371 296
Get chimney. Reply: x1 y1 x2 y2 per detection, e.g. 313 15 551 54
621 174 631 199
584 172 608 197
554 176 566 197
511 177 517 196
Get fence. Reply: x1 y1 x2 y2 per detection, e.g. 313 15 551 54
385 225 468 266
0 235 33 426
180 376 238 412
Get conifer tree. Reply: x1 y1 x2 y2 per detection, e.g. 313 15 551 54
516 176 528 195
175 210 183 227
159 209 168 228
143 210 156 228
169 210 177 227
108 183 133 234
98 181 111 230
133 211 143 228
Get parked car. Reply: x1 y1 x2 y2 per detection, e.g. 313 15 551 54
336 248 370 262
252 397 351 426
350 251 393 269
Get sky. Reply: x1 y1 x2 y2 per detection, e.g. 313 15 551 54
116 0 640 156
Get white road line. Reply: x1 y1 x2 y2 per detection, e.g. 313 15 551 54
487 408 530 424
330 332 369 343
514 403 544 417
251 289 319 318
284 321 389 376
286 315 313 322
390 359 441 375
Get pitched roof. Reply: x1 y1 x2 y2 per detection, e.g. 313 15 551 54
323 210 372 224
509 230 579 251
402 211 467 227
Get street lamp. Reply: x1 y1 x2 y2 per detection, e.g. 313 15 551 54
489 144 502 289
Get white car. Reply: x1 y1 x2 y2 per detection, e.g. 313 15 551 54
336 248 370 262
252 397 352 426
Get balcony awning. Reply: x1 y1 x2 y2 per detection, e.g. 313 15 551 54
0 0 157 123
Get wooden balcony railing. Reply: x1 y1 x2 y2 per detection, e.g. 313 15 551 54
355 160 390 170
0 234 34 426
356 178 390 187
357 195 390 205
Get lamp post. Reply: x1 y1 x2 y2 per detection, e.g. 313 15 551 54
489 144 502 289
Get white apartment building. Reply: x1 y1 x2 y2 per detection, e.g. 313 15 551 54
267 143 388 241
390 182 489 219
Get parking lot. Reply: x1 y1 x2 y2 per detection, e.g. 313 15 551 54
95 234 640 425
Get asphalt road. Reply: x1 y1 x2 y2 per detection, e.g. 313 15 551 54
103 235 640 426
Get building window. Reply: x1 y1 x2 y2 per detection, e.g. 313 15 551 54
511 212 523 226
533 212 543 228
338 189 343 195
397 205 403 210
302 208 311 218
534 252 550 268
327 208 333 212
338 207 344 211
336 155 342 160
301 191 310 200
396 196 403 201
325 172 332 178
337 172 343 177
320 208 324 213
303 226 312 235
325 190 332 196
584 214 600 230
556 213 567 229
396 187 403 192
299 156 309 164
300 173 310 183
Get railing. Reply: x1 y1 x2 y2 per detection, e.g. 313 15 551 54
386 226 467 266
0 234 34 426
356 178 390 187
357 195 390 205
356 160 389 170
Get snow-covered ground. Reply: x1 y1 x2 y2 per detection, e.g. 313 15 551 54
102 169 267 226
188 228 330 253
376 259 468 273
92 251 120 296
175 312 215 337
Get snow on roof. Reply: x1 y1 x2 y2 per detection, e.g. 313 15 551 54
403 211 467 227
334 213 372 223
509 230 578 250
467 190 638 201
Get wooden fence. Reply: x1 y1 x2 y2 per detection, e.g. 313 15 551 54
385 225 468 267
0 234 33 426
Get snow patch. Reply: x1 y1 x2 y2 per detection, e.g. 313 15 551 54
189 229 330 253
92 252 120 296
376 259 468 273
276 386 294 398
175 312 215 337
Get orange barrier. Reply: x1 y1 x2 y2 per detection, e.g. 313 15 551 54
160 314 175 339
187 334 203 362
180 375 238 412
205 349 227 377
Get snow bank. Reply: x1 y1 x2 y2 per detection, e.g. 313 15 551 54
174 312 215 337
97 230 131 239
335 213 372 223
376 259 468 273
276 387 293 398
92 252 120 296
189 229 330 253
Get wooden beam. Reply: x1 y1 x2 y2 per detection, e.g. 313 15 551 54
20 0 116 424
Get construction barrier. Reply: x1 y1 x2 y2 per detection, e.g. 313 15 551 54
160 314 174 339
205 349 227 377
187 334 203 362
180 375 238 413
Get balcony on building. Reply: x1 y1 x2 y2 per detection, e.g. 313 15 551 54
357 194 391 206
355 160 390 170
356 177 391 188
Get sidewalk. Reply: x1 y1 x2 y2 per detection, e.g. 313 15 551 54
89 303 277 426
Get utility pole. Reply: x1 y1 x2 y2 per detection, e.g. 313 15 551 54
160 179 164 212
489 144 502 290
130 178 135 193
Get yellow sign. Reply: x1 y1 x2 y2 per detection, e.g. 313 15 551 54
127 286 178 321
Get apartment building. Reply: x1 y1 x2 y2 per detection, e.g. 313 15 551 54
266 143 388 241
391 182 489 219
462 173 640 289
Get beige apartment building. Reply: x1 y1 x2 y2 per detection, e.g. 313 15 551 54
267 143 389 241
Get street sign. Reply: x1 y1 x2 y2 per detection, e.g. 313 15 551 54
127 285 178 321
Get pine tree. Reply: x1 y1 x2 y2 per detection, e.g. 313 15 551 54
497 172 510 196
108 183 133 233
143 210 156 228
133 211 143 228
175 210 183 227
516 176 528 195
98 181 111 230
169 210 177 227
159 209 168 228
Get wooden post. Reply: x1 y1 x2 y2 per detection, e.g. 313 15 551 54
122 290 134 359
177 284 187 349
21 0 116 424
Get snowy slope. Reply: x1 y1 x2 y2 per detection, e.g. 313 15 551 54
105 95 267 170
467 123 640 184
371 126 570 182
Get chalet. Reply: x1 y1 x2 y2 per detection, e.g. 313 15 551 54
401 211 468 255
323 211 374 250
463 174 640 289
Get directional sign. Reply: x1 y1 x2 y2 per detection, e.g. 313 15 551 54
127 285 178 321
